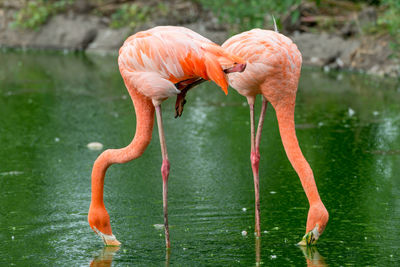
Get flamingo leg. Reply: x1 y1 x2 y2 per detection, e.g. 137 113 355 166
254 97 268 237
155 104 171 248
248 96 268 237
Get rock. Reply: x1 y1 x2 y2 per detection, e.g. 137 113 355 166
358 6 377 26
0 12 102 50
31 13 100 50
87 27 131 52
291 32 360 68
73 0 95 14
184 22 228 45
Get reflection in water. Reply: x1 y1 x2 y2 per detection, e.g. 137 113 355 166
90 247 120 267
165 249 170 267
298 245 327 267
255 237 261 266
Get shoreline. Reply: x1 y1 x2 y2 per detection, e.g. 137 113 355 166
1 4 399 78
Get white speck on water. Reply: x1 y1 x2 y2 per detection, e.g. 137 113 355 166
318 122 324 127
54 137 60 142
242 208 247 212
373 111 379 116
183 247 187 251
364 236 367 240
337 73 343 80
242 102 247 107
153 224 164 230
121 95 128 100
270 191 276 194
28 98 33 103
0 171 23 176
11 236 14 240
348 108 355 117
241 230 247 236
271 255 277 259
263 230 268 234
323 66 330 72
310 57 319 63
272 227 279 230
87 142 104 151
221 102 226 107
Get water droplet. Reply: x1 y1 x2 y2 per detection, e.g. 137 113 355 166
241 230 247 236
242 207 247 212
54 137 60 142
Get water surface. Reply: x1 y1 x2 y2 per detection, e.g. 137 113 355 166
0 51 399 266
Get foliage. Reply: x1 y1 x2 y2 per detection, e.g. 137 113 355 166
110 3 152 29
195 0 301 32
379 0 400 49
11 0 74 30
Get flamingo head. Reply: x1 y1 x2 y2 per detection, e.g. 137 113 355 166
298 202 329 246
201 43 246 95
88 205 121 246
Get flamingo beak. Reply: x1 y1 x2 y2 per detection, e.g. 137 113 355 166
224 63 246 73
93 226 121 246
297 224 320 246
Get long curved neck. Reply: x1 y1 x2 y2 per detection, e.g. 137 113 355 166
91 88 155 206
274 100 321 206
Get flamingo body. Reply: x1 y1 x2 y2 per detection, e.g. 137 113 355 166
222 29 328 244
88 26 246 247
118 26 245 103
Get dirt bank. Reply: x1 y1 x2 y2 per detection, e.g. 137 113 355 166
0 1 399 77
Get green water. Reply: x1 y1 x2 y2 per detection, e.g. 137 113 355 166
0 51 399 266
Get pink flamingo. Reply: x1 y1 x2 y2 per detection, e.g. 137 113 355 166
88 26 246 247
222 27 328 245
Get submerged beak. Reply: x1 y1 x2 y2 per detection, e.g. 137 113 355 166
297 224 320 246
93 226 121 247
224 63 246 73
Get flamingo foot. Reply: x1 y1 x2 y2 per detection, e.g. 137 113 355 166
93 227 121 246
297 225 319 246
